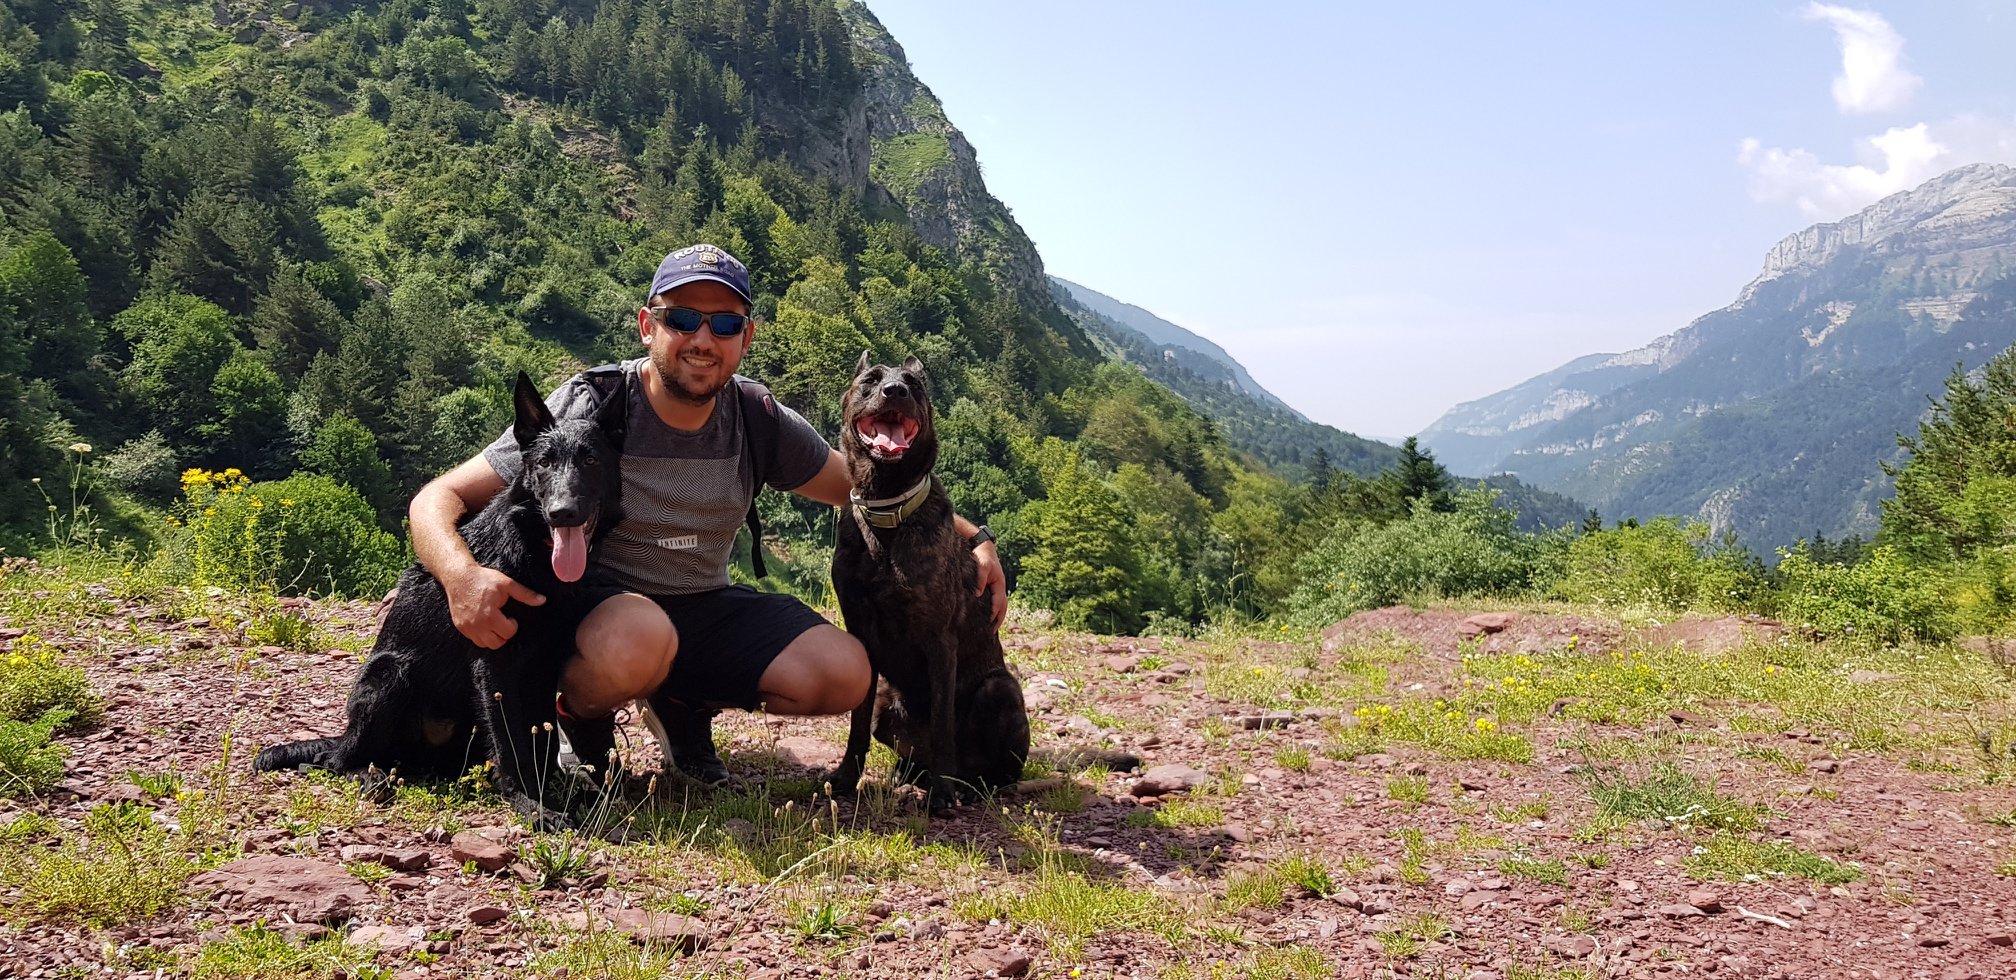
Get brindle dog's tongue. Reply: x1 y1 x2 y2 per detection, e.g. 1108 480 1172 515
861 418 912 453
551 525 588 583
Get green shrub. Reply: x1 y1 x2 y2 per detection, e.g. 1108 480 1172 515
164 469 405 598
1773 545 1956 644
0 801 216 924
0 634 100 726
1286 487 1545 627
1550 518 1760 612
0 708 72 797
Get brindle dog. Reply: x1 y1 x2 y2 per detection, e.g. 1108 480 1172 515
828 353 1030 807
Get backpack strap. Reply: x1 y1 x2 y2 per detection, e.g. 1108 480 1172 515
579 365 778 580
735 376 780 579
576 362 628 411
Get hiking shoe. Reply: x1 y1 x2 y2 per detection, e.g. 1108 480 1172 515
554 696 618 782
641 692 730 786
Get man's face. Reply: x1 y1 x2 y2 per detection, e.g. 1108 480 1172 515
639 280 755 406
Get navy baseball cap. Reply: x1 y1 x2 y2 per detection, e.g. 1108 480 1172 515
648 244 753 306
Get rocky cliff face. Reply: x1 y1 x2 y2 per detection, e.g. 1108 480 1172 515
1416 162 2016 550
828 3 1052 305
1740 164 2016 303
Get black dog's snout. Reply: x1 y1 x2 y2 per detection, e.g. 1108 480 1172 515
546 501 583 527
880 381 910 400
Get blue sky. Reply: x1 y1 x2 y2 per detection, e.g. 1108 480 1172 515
863 2 2016 438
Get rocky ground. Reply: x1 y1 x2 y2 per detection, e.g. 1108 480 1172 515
5 566 2016 979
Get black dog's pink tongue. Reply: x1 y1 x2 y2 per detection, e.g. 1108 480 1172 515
551 525 588 583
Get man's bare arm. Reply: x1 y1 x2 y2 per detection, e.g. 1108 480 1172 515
789 449 853 508
410 454 544 650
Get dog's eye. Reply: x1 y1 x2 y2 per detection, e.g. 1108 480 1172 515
581 452 597 465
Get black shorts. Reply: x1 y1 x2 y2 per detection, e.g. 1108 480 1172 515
582 585 830 711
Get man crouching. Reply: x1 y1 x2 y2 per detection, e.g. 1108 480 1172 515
405 244 1007 784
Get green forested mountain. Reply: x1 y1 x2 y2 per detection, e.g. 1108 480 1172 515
1418 163 2016 552
1 0 1469 631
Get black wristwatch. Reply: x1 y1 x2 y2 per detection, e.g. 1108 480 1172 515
968 524 995 548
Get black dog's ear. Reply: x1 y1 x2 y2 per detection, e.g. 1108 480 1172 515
901 354 926 378
595 378 627 452
855 349 872 378
512 371 555 449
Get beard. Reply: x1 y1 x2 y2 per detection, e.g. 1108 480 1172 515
651 342 732 405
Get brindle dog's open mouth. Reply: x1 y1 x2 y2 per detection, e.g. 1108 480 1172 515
548 518 596 583
855 408 920 461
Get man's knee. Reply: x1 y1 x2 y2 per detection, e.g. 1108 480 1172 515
566 594 677 714
761 625 870 716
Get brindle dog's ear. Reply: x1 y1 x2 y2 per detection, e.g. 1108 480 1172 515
512 371 555 450
901 354 926 379
855 349 872 379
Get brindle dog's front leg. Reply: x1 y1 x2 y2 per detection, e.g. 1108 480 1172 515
925 628 965 809
826 671 876 796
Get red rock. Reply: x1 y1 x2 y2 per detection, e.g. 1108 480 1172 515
467 905 509 925
451 832 512 871
187 855 370 923
967 947 1033 977
1131 764 1209 797
559 909 707 952
349 925 425 954
1327 887 1364 911
1687 889 1724 913
1458 612 1516 638
339 844 432 872
1460 890 1502 912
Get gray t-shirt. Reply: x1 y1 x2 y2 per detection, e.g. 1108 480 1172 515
483 359 831 594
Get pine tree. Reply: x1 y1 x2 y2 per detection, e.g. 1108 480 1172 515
1881 350 2016 563
1382 436 1454 513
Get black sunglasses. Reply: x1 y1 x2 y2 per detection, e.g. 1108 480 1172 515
646 305 750 338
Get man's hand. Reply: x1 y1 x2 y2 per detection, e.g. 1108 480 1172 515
973 540 1007 631
442 563 545 650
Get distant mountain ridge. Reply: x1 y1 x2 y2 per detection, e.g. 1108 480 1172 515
1051 276 1303 417
1047 276 1396 478
1418 162 2016 549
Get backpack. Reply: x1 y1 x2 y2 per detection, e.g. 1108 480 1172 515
576 363 779 579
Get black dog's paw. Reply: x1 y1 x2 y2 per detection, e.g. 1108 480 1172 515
358 767 399 805
822 760 866 798
925 775 983 814
506 792 576 833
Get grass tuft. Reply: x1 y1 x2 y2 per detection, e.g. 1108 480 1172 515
0 801 226 925
1587 762 1768 832
187 924 386 980
1683 832 1862 884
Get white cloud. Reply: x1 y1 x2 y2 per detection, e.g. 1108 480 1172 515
1804 3 1921 114
1739 116 2016 219
1739 7 2016 220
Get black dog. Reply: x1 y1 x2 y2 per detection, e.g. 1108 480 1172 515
254 373 624 830
828 353 1030 807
